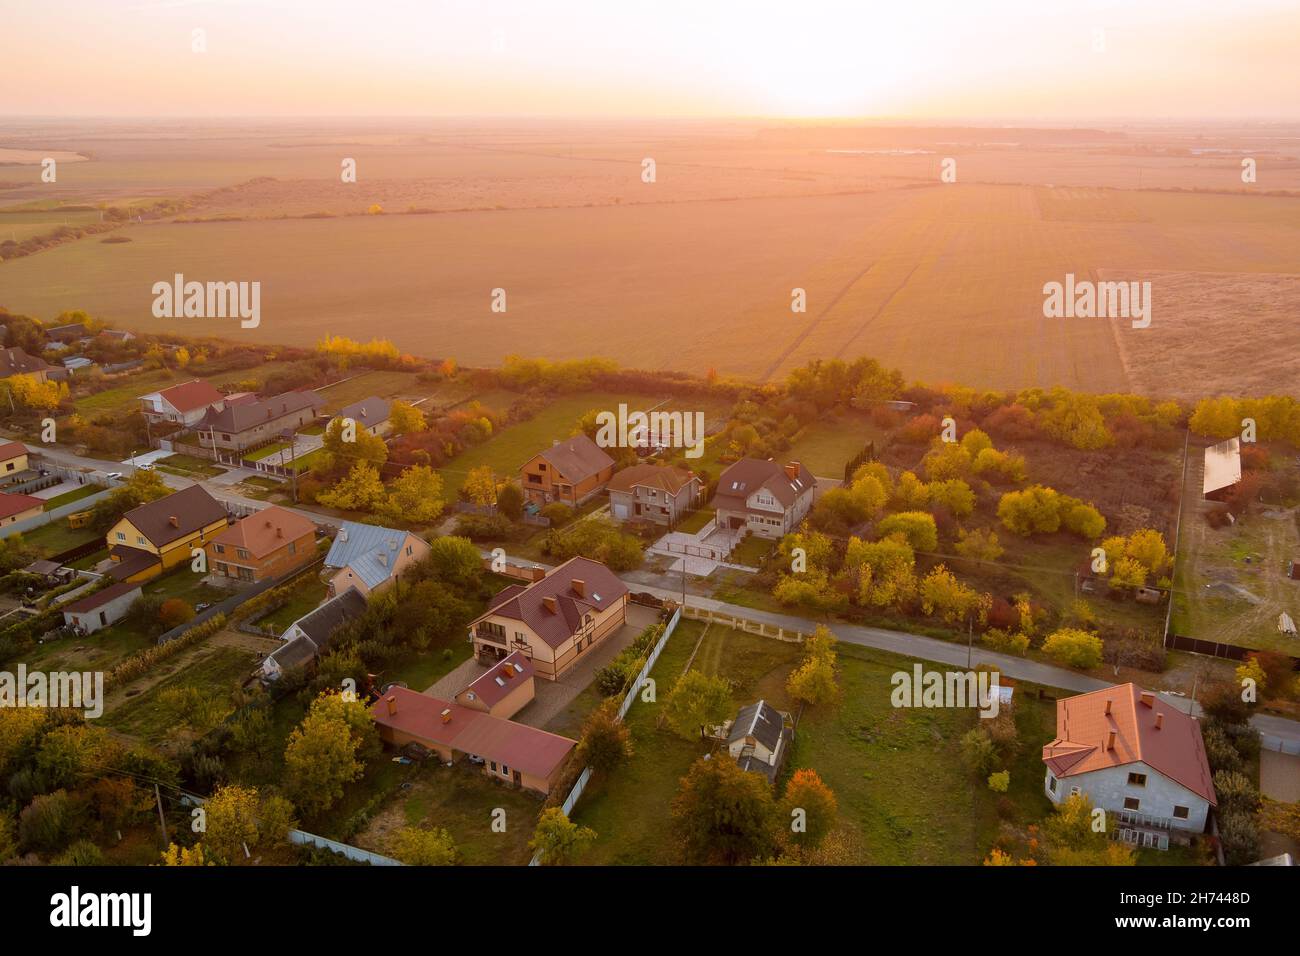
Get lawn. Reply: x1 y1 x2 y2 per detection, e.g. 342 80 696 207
103 646 255 743
314 370 423 413
785 411 883 479
254 576 328 636
435 390 667 489
72 361 298 418
20 518 101 558
246 441 293 462
676 507 715 534
570 619 1062 865
157 453 225 478
41 484 105 511
730 533 774 568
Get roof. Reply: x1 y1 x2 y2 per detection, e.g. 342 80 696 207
335 397 391 430
267 636 319 672
1203 438 1242 496
107 545 160 580
0 347 54 378
607 463 699 495
120 485 228 548
45 323 88 339
371 686 576 780
1042 683 1217 806
197 390 323 434
713 459 814 513
728 699 786 753
0 441 28 461
324 520 421 589
474 556 628 649
212 505 316 559
458 651 534 709
0 492 44 520
288 586 368 646
529 433 614 482
98 329 134 340
152 379 226 414
62 357 95 370
63 580 142 614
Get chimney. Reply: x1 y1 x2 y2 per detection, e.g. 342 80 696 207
542 595 558 614
1104 699 1112 716
385 695 396 716
784 461 801 481
440 708 452 725
572 578 585 598
276 526 284 538
1155 712 1164 730
1139 691 1155 708
169 515 179 528
1106 730 1117 751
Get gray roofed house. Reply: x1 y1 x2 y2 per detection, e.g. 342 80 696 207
726 699 792 784
322 519 430 597
334 396 392 436
197 390 324 454
262 586 368 680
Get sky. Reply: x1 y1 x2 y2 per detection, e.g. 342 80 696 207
3 0 1298 120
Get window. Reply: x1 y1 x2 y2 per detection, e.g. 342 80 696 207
136 536 146 546
1173 805 1190 819
1123 797 1141 811
490 761 497 772
1047 774 1057 793
405 546 412 556
215 544 225 554
1127 772 1147 787
288 541 296 554
236 548 249 560
501 765 509 776
116 532 126 541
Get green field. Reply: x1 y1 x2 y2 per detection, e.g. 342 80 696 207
19 518 101 558
785 411 883 478
314 369 424 412
41 483 104 511
254 577 328 636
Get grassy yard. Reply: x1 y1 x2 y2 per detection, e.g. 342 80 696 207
20 518 101 558
730 533 774 568
103 646 255 743
676 507 715 534
785 411 883 478
73 361 297 418
254 577 328 636
157 453 225 478
570 619 1063 865
314 370 423 413
41 484 104 511
435 390 666 487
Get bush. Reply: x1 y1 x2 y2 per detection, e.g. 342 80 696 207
960 728 998 777
1218 809 1260 867
158 598 196 630
987 770 1010 793
540 503 574 525
453 513 516 541
1201 722 1243 774
1213 770 1260 816
1041 628 1104 670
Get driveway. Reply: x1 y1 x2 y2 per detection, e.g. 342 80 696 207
420 603 662 732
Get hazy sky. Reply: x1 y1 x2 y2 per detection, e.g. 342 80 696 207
4 0 1297 119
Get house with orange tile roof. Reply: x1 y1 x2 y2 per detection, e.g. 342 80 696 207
206 505 318 584
371 686 575 794
1042 683 1217 839
607 462 702 526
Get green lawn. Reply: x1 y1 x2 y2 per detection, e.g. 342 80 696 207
246 441 293 462
72 361 297 418
103 646 255 743
314 370 423 413
41 484 104 511
785 411 883 479
254 577 328 635
676 507 715 534
19 518 101 558
730 534 773 568
157 453 225 478
435 390 667 488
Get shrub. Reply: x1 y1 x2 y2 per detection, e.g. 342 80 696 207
960 728 998 776
1212 770 1260 816
1218 809 1260 867
158 598 196 630
987 770 1010 793
1041 628 1104 670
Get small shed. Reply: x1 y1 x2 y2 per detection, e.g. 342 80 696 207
62 581 142 634
1203 438 1242 502
1280 613 1297 636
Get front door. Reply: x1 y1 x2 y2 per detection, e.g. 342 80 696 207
512 770 522 787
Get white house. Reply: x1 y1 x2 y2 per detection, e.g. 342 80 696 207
712 459 815 540
138 379 227 427
726 699 792 784
1042 684 1217 842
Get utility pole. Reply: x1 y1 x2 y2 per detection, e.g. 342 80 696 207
154 784 169 846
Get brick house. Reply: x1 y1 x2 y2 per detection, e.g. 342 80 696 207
196 390 324 455
519 434 615 507
206 505 317 584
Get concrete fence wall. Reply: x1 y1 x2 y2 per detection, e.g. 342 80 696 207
0 489 112 539
681 604 808 644
288 829 404 866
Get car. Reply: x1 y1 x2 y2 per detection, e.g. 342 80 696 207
194 603 212 613
105 471 123 481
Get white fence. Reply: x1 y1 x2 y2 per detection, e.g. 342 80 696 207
288 829 404 866
529 605 682 864
681 604 808 643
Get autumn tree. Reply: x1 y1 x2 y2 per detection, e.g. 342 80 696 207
665 670 733 740
388 400 426 436
786 625 838 707
876 511 938 552
529 808 597 865
284 692 378 814
317 461 387 512
782 768 838 849
919 565 989 626
1041 628 1104 670
391 826 457 865
322 415 389 470
379 464 445 523
462 465 497 506
496 482 524 520
576 699 633 774
1041 793 1135 866
671 755 779 865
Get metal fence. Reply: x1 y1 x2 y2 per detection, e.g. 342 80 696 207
287 829 404 866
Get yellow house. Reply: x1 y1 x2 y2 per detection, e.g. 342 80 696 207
106 485 230 583
0 441 29 479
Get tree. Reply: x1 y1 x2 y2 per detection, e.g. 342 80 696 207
388 400 426 436
960 727 998 776
424 535 484 588
997 485 1062 535
379 464 445 523
919 565 988 625
786 625 838 707
876 511 938 552
204 785 261 864
391 826 457 865
576 699 633 774
322 416 388 470
284 693 377 814
926 479 975 518
954 527 1004 563
157 598 195 630
1041 793 1135 866
317 461 387 512
461 465 497 506
90 468 170 532
782 768 837 849
664 670 733 740
1041 628 1104 670
496 482 524 521
6 373 68 412
161 843 212 866
671 755 778 865
529 808 597 865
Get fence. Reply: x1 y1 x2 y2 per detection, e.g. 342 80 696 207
1261 733 1300 756
681 605 809 644
288 829 404 866
530 606 682 865
0 489 112 539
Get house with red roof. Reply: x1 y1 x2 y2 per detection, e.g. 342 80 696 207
372 686 575 794
1043 683 1217 840
138 379 228 427
0 491 44 528
453 651 535 719
468 556 629 680
205 505 317 584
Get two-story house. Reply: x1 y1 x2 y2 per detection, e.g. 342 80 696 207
519 434 615 508
106 485 230 583
206 505 317 584
138 379 228 427
726 699 793 785
607 463 702 526
0 441 30 480
712 459 815 539
321 520 430 598
1043 683 1217 845
468 556 629 680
